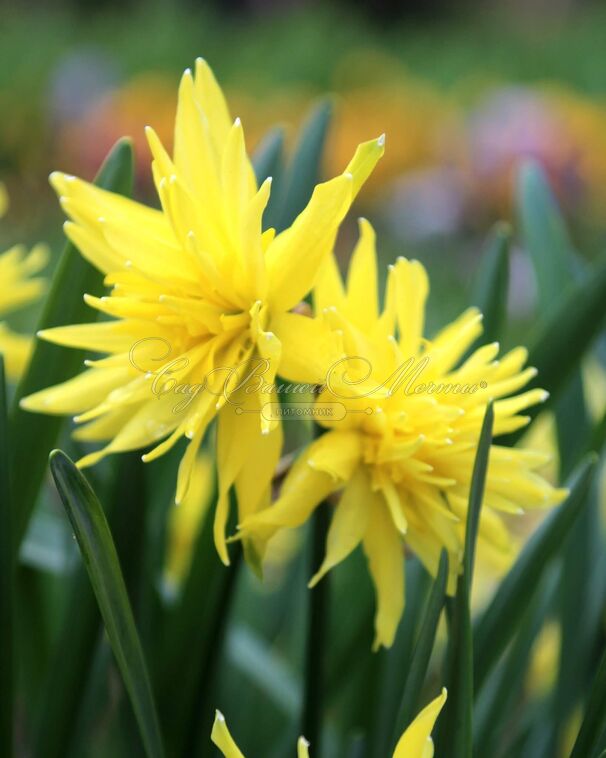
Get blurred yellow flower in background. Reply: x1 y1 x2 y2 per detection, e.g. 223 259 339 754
241 220 567 649
164 450 214 590
0 183 48 381
212 687 447 757
21 59 384 567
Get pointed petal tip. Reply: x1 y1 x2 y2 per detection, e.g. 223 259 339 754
377 133 386 146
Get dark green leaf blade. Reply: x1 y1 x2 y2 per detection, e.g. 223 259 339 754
49 450 164 758
470 222 511 346
438 402 493 758
474 455 597 692
252 126 285 185
0 357 13 757
501 256 606 446
473 570 555 754
516 160 577 314
570 644 606 758
392 550 448 749
517 158 596 757
9 139 134 559
269 99 332 232
33 453 148 758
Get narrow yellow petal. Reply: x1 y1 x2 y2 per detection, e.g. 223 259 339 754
345 218 378 329
20 367 131 415
0 324 31 381
266 173 353 312
309 468 371 587
393 688 447 758
344 133 385 199
391 257 429 358
363 493 405 650
297 737 311 758
239 452 336 535
222 117 257 237
306 430 363 482
211 711 245 758
314 253 345 314
194 57 232 155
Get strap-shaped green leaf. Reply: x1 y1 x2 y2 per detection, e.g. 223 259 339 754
9 139 134 560
49 450 164 758
501 257 606 446
437 402 493 758
392 550 448 749
267 99 332 232
470 222 511 347
473 570 555 754
570 644 606 758
516 160 578 315
474 454 597 692
252 126 285 186
0 357 13 757
33 453 147 758
517 159 599 757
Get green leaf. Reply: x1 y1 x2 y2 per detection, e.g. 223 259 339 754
0 358 13 757
392 550 448 749
501 256 606 446
516 155 589 474
517 159 594 756
252 126 285 185
473 569 555 754
470 222 511 346
438 402 493 758
570 644 606 758
269 99 332 232
474 455 597 692
49 450 164 758
9 139 134 560
516 160 577 315
33 454 148 758
225 625 300 717
302 502 331 758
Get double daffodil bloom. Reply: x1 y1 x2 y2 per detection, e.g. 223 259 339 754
240 220 567 648
21 60 384 564
212 688 447 757
0 185 48 381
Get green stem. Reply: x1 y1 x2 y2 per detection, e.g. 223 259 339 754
302 502 329 755
0 358 13 757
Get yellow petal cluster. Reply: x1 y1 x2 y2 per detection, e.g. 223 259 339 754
0 185 48 381
240 219 567 649
21 60 384 564
211 688 446 757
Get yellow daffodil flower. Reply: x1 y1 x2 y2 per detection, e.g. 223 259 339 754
240 220 567 649
21 60 384 565
0 184 48 381
211 688 446 757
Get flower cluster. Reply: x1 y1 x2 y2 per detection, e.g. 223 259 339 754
21 60 565 650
